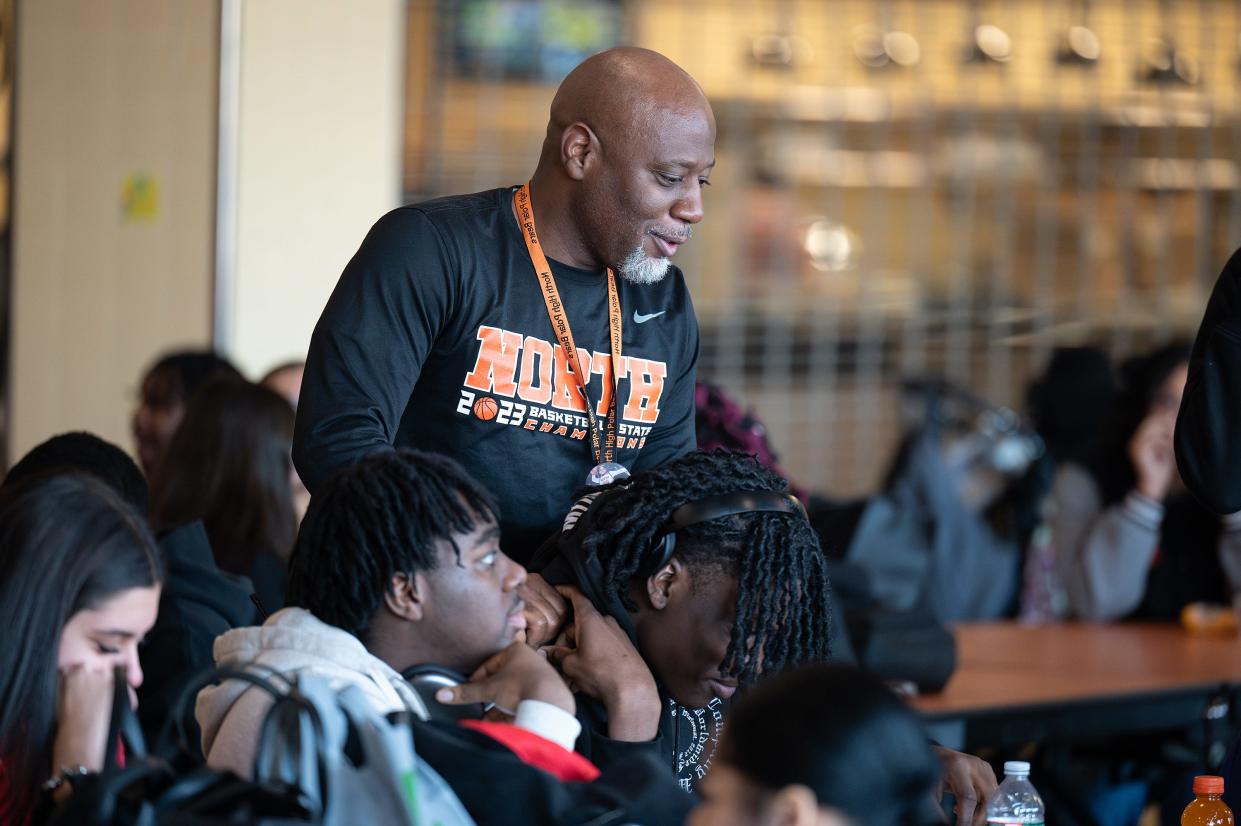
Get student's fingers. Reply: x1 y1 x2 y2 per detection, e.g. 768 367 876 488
519 575 568 647
543 645 573 667
435 678 497 707
543 646 596 698
521 574 567 616
933 747 995 826
955 794 978 826
554 585 602 622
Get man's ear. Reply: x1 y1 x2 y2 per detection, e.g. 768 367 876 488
644 557 688 611
383 571 426 622
560 122 597 181
766 784 823 826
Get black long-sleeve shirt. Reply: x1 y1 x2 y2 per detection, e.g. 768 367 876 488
294 187 699 563
1176 247 1241 514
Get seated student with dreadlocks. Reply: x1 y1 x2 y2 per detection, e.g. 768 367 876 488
522 449 834 792
196 449 690 824
524 449 997 824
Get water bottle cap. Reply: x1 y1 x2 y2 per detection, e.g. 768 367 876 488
1004 761 1031 775
1194 776 1225 795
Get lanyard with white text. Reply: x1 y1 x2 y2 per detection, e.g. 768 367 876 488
514 182 624 468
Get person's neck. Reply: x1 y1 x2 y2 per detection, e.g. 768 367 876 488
524 170 603 271
366 615 465 675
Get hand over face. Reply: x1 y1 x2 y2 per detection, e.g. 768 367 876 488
434 641 574 715
53 666 118 774
1129 410 1177 500
933 746 997 826
545 586 660 742
518 573 569 649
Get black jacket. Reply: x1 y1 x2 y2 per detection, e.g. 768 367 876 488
411 719 692 825
1177 247 1241 513
138 521 257 755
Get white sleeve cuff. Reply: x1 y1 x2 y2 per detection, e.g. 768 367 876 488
513 700 581 752
1122 491 1165 530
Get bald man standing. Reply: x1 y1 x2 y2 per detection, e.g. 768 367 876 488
294 48 713 564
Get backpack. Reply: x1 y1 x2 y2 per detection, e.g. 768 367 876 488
42 665 473 826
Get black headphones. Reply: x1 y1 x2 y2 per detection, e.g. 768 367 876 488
644 490 807 575
401 664 484 722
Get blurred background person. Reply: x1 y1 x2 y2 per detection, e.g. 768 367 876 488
1020 346 1119 621
130 351 242 480
259 360 304 410
1052 343 1241 621
260 360 310 523
149 376 298 617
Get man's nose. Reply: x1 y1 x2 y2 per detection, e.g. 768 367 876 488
672 181 705 225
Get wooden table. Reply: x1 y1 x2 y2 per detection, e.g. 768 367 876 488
911 622 1241 751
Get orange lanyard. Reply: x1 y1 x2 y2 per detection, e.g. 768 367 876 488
514 183 623 465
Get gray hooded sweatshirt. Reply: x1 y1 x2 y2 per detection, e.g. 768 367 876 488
195 607 429 777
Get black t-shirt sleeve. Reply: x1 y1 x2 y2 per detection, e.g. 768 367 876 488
294 207 457 493
1176 246 1241 513
632 288 699 472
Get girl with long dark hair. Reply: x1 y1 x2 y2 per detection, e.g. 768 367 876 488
149 377 298 615
0 474 163 824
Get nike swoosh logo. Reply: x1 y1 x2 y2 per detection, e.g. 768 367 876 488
633 310 666 324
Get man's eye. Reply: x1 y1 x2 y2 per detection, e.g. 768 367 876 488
478 552 497 568
94 642 120 655
656 172 682 186
698 178 711 187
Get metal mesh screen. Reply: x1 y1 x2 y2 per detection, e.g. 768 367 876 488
404 0 1241 497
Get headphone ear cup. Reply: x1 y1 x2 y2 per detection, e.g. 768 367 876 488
649 532 677 576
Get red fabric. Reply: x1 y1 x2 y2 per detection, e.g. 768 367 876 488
0 741 124 826
460 721 600 782
0 760 28 826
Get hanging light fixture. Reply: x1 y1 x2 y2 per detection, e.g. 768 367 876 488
1055 0 1100 66
1138 0 1199 86
963 0 1012 65
851 0 920 70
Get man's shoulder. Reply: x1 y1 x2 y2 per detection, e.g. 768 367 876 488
359 187 512 261
405 187 511 228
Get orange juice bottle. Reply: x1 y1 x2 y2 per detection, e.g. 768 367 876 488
1182 776 1234 826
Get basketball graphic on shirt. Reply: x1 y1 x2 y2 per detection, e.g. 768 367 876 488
473 396 499 421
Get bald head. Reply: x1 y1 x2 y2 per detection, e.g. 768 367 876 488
527 48 715 281
543 47 713 159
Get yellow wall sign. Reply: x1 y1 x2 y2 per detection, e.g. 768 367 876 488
121 172 159 223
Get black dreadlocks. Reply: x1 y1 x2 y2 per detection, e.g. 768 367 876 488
579 449 832 687
286 449 498 642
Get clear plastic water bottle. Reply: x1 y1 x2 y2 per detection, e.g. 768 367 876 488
985 761 1046 825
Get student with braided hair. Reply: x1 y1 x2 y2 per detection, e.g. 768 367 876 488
529 449 997 824
528 449 833 792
